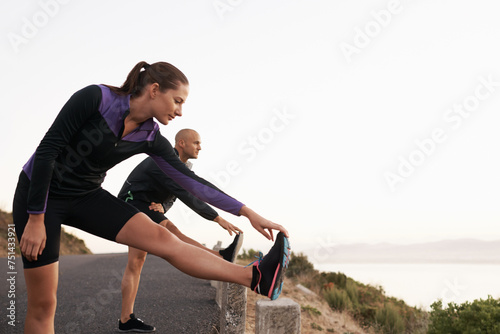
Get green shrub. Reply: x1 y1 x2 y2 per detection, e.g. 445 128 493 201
302 305 322 316
311 322 323 331
237 248 261 261
375 303 405 334
428 296 500 334
323 286 352 312
345 280 359 306
321 271 347 289
286 252 315 278
358 304 377 324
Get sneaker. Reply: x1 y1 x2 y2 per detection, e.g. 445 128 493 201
249 232 291 300
219 233 244 262
118 313 156 332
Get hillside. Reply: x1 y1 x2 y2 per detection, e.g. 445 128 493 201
238 251 429 333
0 209 91 257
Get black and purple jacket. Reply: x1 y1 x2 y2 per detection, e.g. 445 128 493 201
22 85 244 215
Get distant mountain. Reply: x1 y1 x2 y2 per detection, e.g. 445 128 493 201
0 209 91 257
304 239 500 264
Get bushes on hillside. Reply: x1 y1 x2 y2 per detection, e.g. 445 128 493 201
237 248 261 261
285 252 428 334
428 296 500 334
286 252 315 277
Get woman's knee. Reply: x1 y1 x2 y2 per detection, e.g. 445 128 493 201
24 262 59 315
29 293 57 314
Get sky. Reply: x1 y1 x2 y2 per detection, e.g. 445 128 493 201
1 0 500 261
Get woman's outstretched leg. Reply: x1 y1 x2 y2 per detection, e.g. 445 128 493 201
23 262 59 334
116 213 253 286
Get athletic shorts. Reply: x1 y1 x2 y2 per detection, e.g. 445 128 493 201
13 171 140 269
124 198 167 224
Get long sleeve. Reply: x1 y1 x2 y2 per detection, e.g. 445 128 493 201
148 166 219 221
24 85 102 213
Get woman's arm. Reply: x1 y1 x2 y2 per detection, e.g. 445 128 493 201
149 134 288 240
26 85 102 213
21 85 102 261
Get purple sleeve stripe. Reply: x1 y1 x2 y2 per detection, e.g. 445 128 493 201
22 153 49 214
22 153 35 179
149 155 244 216
26 191 48 214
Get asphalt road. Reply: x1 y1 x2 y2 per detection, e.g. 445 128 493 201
2 253 220 334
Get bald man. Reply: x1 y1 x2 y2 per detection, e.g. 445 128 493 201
116 129 243 332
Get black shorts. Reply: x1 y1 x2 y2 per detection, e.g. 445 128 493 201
13 172 140 268
124 199 167 224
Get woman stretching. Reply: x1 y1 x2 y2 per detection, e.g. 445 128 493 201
13 61 290 333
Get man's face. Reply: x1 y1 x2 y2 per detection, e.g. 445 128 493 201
182 132 201 159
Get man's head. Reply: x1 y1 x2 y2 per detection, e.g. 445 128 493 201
174 129 201 162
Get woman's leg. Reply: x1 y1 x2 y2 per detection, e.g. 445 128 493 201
120 247 148 323
116 213 252 286
162 219 222 258
13 172 63 333
24 262 59 334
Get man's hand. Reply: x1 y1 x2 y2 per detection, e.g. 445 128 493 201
149 202 165 213
20 214 47 262
214 216 243 236
239 206 289 241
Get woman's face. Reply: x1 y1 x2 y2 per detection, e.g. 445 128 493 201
152 83 189 125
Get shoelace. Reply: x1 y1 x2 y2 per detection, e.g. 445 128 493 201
244 252 263 267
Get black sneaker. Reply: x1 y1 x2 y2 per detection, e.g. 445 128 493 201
249 232 291 300
219 233 244 262
118 313 156 332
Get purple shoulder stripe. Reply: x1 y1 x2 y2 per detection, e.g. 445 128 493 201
97 85 130 137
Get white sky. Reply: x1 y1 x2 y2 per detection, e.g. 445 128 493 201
1 0 500 258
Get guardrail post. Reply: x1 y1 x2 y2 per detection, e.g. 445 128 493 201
211 241 224 308
255 298 301 334
219 282 247 334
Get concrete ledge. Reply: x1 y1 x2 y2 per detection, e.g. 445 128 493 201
255 298 301 334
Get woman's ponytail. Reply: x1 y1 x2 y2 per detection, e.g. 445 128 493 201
105 61 188 97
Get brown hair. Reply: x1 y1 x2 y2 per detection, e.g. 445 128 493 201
105 61 189 97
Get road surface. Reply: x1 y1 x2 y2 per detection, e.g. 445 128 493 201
2 253 220 334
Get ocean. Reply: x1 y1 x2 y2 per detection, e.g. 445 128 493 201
314 262 500 310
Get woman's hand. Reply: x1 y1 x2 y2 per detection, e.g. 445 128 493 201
239 206 289 241
214 216 243 236
149 202 165 213
19 214 47 262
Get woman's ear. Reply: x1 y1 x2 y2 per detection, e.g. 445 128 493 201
149 83 160 99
